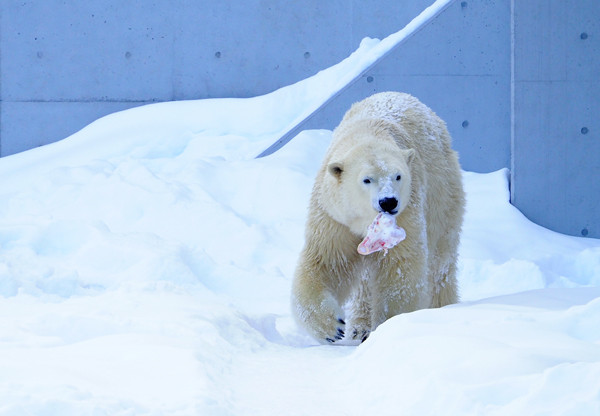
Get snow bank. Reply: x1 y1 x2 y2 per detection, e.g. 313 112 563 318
1 104 598 416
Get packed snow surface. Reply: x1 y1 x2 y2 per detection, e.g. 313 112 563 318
1 1 599 414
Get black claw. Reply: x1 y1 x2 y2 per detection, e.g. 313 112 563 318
337 328 345 336
326 337 335 343
352 330 358 339
338 318 346 325
361 333 369 343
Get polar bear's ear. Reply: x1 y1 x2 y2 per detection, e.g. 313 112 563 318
405 149 416 165
328 162 344 178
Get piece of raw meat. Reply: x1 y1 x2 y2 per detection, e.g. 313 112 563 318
357 212 406 255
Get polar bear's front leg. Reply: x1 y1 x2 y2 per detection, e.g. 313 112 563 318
291 267 347 344
370 255 429 329
292 289 346 343
347 278 372 343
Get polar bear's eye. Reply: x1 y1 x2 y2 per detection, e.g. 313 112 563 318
396 175 401 181
363 178 371 184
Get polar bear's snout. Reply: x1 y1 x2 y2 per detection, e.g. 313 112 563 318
378 197 398 214
373 176 400 215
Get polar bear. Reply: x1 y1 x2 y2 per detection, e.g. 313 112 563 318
292 92 465 345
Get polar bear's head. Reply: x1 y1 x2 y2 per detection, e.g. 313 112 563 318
321 141 415 237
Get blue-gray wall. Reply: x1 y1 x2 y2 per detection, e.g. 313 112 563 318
298 0 511 174
0 0 598 238
0 0 433 155
511 0 599 238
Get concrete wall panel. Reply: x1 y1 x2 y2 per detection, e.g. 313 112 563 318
302 0 511 172
1 101 150 155
512 0 600 238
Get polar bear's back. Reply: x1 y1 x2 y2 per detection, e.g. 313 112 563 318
342 92 422 123
339 92 451 150
334 92 458 185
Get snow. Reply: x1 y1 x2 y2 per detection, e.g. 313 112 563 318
1 1 599 414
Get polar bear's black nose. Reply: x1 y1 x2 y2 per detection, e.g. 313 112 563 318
379 197 398 214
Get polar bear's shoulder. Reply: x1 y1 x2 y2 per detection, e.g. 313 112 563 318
343 92 421 123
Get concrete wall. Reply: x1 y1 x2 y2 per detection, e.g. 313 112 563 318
511 0 599 238
1 0 510 169
0 0 597 237
301 0 511 173
0 0 432 155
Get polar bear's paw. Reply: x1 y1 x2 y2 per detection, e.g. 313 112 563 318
351 327 370 343
324 318 346 344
